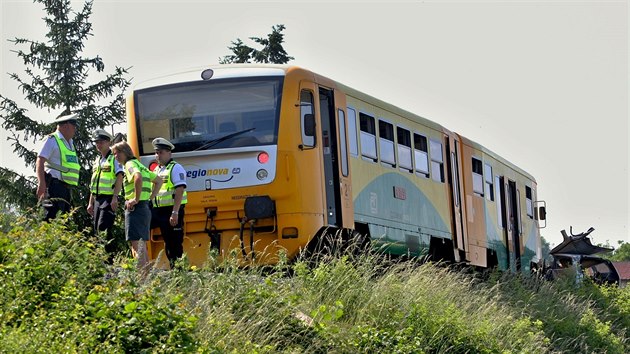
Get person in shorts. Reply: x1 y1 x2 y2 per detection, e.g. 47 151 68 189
110 141 162 272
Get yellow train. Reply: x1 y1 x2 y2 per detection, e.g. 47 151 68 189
127 64 546 272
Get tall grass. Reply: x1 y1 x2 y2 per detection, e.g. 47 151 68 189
487 271 628 353
0 217 628 353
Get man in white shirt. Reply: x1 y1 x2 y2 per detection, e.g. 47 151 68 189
150 137 188 269
36 112 80 221
87 129 124 260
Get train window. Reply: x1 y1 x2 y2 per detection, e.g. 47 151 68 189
347 107 358 157
451 152 460 207
379 120 395 167
429 139 444 183
526 186 533 218
472 158 484 196
251 117 275 144
397 127 412 172
484 163 494 201
495 176 504 228
414 133 429 178
338 109 349 177
300 90 315 148
359 112 377 161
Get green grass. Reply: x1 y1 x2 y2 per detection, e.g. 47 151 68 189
0 216 628 353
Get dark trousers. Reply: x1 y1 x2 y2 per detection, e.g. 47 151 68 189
151 206 185 268
93 196 117 260
43 176 72 222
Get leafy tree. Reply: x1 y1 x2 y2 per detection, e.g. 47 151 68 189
540 236 552 263
219 24 294 64
610 241 630 262
0 0 131 229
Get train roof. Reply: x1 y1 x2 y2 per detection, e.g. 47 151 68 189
332 79 447 135
457 135 536 182
133 64 535 182
133 64 291 91
309 67 536 183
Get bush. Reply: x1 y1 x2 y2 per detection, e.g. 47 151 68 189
0 216 198 353
0 215 105 327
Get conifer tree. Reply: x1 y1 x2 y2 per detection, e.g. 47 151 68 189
250 24 294 64
0 0 130 227
220 25 294 64
219 39 254 64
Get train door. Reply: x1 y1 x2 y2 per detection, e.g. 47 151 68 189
445 134 467 262
332 90 354 229
318 87 344 227
501 178 522 271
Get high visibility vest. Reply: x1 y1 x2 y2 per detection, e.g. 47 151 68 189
52 134 80 186
123 159 153 201
154 161 188 207
90 153 117 195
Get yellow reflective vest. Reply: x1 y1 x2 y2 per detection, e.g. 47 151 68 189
52 134 80 186
90 153 117 195
123 159 154 201
154 160 188 207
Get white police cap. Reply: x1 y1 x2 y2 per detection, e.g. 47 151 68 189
152 137 175 151
54 113 79 125
91 129 113 142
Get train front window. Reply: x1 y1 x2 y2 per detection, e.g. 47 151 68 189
134 77 283 154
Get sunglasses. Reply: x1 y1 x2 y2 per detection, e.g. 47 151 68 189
67 120 78 127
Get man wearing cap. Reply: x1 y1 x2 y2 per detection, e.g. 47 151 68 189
36 112 81 221
87 129 124 258
151 137 187 269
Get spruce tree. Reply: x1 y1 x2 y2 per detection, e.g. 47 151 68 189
0 0 130 228
219 39 254 64
250 24 294 64
220 25 294 64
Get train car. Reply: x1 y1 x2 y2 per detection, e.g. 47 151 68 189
458 137 542 272
126 64 546 271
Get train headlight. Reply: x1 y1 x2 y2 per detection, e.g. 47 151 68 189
256 169 268 180
257 152 269 164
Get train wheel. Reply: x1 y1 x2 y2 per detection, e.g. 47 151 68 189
343 229 371 258
298 226 371 265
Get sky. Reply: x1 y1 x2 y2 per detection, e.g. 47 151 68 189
1 0 628 248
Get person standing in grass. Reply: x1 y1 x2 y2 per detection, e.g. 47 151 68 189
87 129 124 261
36 112 80 221
151 137 187 269
111 141 162 272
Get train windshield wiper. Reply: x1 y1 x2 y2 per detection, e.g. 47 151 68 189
194 128 255 151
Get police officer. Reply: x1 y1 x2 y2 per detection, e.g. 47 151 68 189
87 129 124 258
151 137 187 269
36 112 80 221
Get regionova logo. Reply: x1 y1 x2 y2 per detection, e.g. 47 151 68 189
186 165 239 183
